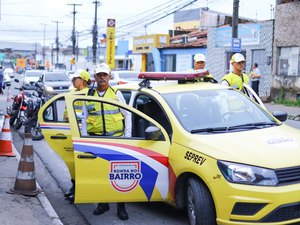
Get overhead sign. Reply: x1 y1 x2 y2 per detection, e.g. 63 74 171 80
16 58 26 68
133 34 169 53
231 38 242 52
215 24 261 47
106 19 116 69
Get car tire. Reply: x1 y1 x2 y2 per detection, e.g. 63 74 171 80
186 178 216 225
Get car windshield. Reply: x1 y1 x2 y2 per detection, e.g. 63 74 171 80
45 73 69 82
163 89 278 134
25 71 43 77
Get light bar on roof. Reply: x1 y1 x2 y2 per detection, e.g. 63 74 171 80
138 70 209 81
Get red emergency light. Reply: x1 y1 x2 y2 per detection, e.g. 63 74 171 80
138 70 209 81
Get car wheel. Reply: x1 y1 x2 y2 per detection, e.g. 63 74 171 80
186 178 216 225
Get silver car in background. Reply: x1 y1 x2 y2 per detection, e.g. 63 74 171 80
110 70 139 86
40 71 71 96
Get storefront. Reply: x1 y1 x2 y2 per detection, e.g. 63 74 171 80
132 34 170 72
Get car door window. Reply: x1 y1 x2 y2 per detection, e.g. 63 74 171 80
134 94 172 138
74 99 165 140
43 97 66 122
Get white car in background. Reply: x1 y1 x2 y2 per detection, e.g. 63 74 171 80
23 70 45 90
4 68 15 78
3 71 11 88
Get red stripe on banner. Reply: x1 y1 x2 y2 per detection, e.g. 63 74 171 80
74 140 169 167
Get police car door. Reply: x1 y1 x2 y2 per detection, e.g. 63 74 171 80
38 94 76 180
66 95 170 204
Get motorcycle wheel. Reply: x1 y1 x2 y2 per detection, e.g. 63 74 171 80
32 122 44 141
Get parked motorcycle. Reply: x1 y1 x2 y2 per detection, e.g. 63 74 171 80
21 81 48 140
7 79 30 130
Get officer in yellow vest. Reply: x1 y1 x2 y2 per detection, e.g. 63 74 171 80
81 63 131 220
63 69 91 121
64 69 91 203
221 53 249 91
192 53 213 78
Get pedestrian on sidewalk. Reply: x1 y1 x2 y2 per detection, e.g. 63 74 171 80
249 63 261 96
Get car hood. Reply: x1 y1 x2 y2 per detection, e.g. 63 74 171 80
183 124 300 169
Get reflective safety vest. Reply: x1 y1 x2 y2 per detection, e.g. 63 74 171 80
85 87 124 136
222 72 249 91
63 87 89 121
73 87 89 116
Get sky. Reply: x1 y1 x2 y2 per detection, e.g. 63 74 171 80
0 0 276 48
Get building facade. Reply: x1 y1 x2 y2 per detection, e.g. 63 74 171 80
271 1 300 100
206 20 274 98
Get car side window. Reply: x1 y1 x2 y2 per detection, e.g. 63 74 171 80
75 99 164 140
43 97 67 122
134 94 172 138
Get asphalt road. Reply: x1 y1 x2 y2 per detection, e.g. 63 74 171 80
1 79 300 225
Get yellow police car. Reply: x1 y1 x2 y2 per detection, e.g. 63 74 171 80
38 72 300 225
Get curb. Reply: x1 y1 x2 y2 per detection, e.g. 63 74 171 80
12 144 63 225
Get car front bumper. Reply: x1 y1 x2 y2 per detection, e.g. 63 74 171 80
213 179 300 224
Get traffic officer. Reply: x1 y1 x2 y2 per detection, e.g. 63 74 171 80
221 53 249 91
63 69 91 121
81 63 131 220
64 69 91 203
192 53 213 79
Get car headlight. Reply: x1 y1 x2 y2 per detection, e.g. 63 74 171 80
46 86 53 91
217 161 278 186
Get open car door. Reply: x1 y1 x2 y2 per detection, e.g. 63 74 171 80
65 95 171 203
38 94 76 180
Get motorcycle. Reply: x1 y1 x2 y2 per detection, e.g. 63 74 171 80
21 81 48 141
7 79 30 130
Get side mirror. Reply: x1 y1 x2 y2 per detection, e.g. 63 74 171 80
14 78 19 83
145 126 164 141
35 82 40 87
272 111 288 122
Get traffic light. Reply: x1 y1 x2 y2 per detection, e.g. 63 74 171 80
70 57 75 65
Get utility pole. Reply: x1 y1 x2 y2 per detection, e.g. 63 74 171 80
51 43 54 67
52 21 63 67
92 1 100 64
76 31 79 61
40 23 46 66
232 0 239 38
67 3 82 61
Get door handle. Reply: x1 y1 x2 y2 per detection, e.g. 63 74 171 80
77 155 97 159
50 135 67 139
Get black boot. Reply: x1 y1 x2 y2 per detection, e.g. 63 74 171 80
93 203 110 215
117 203 129 220
65 179 75 203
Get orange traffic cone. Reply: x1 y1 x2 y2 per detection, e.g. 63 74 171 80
8 133 41 196
0 115 15 157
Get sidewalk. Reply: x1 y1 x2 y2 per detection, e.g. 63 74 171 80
0 146 62 225
265 103 300 120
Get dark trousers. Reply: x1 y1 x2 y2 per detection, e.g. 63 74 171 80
251 80 260 96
